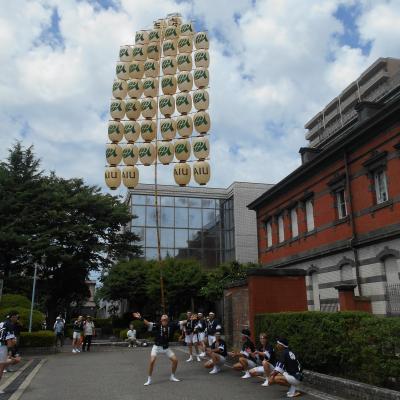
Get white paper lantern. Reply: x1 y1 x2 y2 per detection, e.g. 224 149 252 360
140 119 157 142
110 100 125 120
157 141 174 165
193 111 211 134
176 115 193 138
193 89 209 111
122 144 139 165
125 99 141 120
161 75 177 95
193 161 210 185
167 15 182 27
108 121 124 143
135 30 149 45
127 79 143 99
174 138 191 161
163 40 178 56
165 26 179 40
105 167 121 190
112 79 128 99
122 166 139 189
192 136 210 160
162 57 177 75
159 95 175 117
160 118 176 141
129 61 144 79
119 46 133 62
178 36 192 53
177 71 193 92
139 142 156 165
106 144 123 166
132 45 147 61
194 32 209 50
149 29 161 42
193 68 209 89
142 77 158 98
154 19 167 30
116 62 130 80
124 121 140 143
144 60 159 78
147 43 161 60
174 163 191 186
177 53 192 71
180 22 194 36
194 50 210 68
141 98 157 118
176 92 192 114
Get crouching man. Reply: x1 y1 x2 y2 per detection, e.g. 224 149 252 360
203 332 226 374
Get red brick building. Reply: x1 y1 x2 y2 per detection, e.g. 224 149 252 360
248 58 400 316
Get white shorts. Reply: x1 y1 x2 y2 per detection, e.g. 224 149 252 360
150 345 175 359
207 335 215 346
72 332 81 340
214 354 226 366
245 359 257 369
185 333 199 344
252 363 274 374
283 371 301 386
198 332 206 342
0 346 8 363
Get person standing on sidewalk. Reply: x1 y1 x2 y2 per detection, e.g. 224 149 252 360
82 316 95 352
72 316 84 353
54 317 65 347
126 324 137 347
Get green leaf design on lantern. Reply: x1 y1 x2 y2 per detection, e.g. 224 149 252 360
142 100 154 110
145 62 156 71
162 78 174 88
194 92 207 103
194 114 209 127
178 73 190 84
194 69 208 80
139 148 152 157
177 119 191 130
126 102 138 111
129 64 140 73
178 38 191 48
116 65 126 74
108 125 119 135
135 33 144 42
193 142 208 152
163 41 176 52
195 51 208 63
141 123 154 134
143 80 155 90
161 122 174 132
175 143 189 154
160 98 172 108
176 95 189 106
120 48 129 58
162 59 174 69
106 148 118 158
122 148 135 158
110 102 122 112
128 81 139 90
149 31 160 41
148 45 159 54
158 146 172 157
165 27 177 38
133 47 144 57
178 55 191 65
196 33 209 44
181 24 193 34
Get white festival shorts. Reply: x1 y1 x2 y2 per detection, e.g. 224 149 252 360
72 332 81 340
214 354 226 366
245 359 257 369
207 335 216 346
283 371 301 386
0 346 8 363
252 363 274 374
150 345 175 359
185 333 199 344
198 332 206 342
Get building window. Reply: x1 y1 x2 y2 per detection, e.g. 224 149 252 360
278 214 284 243
336 189 347 219
305 199 314 232
266 220 272 248
374 170 388 204
310 272 320 311
290 208 298 238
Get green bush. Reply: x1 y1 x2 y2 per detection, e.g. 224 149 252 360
120 329 129 340
0 307 44 331
0 294 31 309
19 331 54 347
255 311 400 388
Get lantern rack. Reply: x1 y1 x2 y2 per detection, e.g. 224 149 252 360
110 87 210 99
104 158 210 168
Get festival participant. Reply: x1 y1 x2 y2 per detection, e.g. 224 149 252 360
206 312 222 346
185 314 201 362
132 312 186 386
228 328 256 379
194 312 207 357
268 339 303 398
72 316 84 353
203 331 227 374
249 332 276 386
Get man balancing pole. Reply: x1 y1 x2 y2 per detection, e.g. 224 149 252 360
132 312 186 386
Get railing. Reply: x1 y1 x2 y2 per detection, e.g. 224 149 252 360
386 283 400 316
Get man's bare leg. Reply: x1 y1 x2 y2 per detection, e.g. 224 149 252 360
144 356 156 385
169 355 180 382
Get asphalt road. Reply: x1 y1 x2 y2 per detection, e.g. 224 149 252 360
18 347 319 400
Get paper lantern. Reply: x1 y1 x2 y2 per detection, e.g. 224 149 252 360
194 68 209 89
194 32 209 50
122 166 139 189
144 60 159 78
127 79 143 99
176 115 193 137
116 62 130 80
122 144 139 165
106 144 123 166
149 29 161 42
105 167 121 190
180 22 194 36
192 136 210 160
142 77 158 98
194 50 210 68
119 46 133 62
163 40 177 56
124 121 140 143
160 118 176 141
162 57 177 75
135 30 149 45
141 98 157 118
125 99 141 120
110 100 125 120
132 45 147 61
157 141 174 165
140 119 157 142
161 75 177 95
108 121 124 143
165 26 178 40
193 161 210 185
154 19 167 30
129 61 144 79
177 54 192 71
167 15 182 27
174 162 191 186
193 89 209 111
147 43 161 60
174 138 191 161
159 95 175 117
193 111 211 134
178 36 192 53
139 142 156 165
177 71 193 92
176 92 192 114
112 79 127 100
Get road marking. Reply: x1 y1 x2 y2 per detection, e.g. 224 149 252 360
7 359 46 400
0 360 34 392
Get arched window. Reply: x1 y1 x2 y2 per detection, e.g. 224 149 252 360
384 257 400 284
340 263 353 282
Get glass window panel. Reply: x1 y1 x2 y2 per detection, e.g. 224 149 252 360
132 195 146 205
132 206 145 226
146 195 155 205
201 198 215 208
160 228 174 248
175 207 188 228
131 227 145 245
175 248 189 259
161 248 177 259
146 228 157 247
189 208 202 228
146 247 158 260
189 197 202 207
175 229 188 248
161 196 174 207
215 208 220 223
202 208 216 227
175 197 188 207
188 229 202 247
161 207 174 227
146 206 157 227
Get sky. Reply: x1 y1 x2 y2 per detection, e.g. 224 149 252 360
1 0 400 196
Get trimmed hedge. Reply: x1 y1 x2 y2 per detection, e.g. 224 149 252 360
19 331 54 347
0 307 44 331
255 311 400 388
0 294 31 309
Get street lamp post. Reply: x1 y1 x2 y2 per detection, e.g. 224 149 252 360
29 255 44 333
